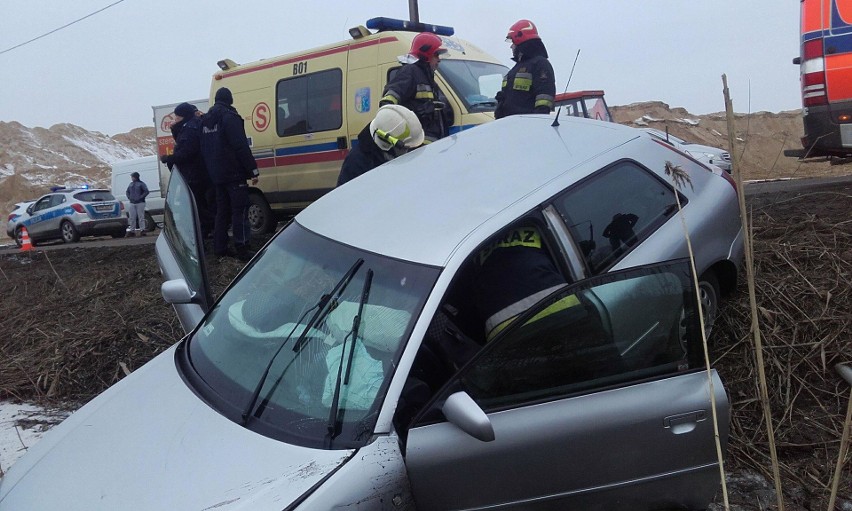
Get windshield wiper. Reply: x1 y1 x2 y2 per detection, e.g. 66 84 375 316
239 258 364 426
326 268 373 447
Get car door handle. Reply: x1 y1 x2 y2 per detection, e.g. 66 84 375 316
663 410 707 434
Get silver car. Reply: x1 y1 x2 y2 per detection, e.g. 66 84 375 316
642 128 733 172
0 115 742 510
19 188 127 244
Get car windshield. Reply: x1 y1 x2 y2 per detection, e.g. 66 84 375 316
438 60 508 112
184 222 440 449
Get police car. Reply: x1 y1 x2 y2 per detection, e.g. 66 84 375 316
2 115 743 510
18 187 128 245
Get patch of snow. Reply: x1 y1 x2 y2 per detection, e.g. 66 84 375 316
633 117 648 126
642 115 663 123
677 118 700 126
0 401 69 475
711 129 723 137
736 137 745 142
0 164 14 178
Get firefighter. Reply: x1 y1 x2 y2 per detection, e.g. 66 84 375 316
336 105 424 186
380 32 448 142
494 19 556 119
473 224 567 341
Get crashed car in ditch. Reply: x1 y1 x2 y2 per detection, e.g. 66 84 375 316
0 114 743 510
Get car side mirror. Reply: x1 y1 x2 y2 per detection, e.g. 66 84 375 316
442 391 495 442
161 279 197 305
792 56 801 65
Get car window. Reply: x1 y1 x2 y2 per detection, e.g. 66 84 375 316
276 68 342 136
74 190 115 202
453 259 700 412
49 195 65 208
162 168 208 306
552 160 682 274
33 197 52 212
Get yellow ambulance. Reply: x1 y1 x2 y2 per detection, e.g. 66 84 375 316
209 17 507 233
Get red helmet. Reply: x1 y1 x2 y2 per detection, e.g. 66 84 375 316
506 19 540 45
410 32 447 60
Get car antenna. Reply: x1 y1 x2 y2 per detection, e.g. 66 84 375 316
552 49 581 127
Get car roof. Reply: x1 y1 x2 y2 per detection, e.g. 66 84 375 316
297 115 641 267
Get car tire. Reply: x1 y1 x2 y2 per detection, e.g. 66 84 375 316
14 227 23 248
247 192 275 235
60 220 80 243
144 212 157 232
697 271 720 340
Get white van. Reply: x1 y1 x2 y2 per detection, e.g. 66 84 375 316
110 156 163 232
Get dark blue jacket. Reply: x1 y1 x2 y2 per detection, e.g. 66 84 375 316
200 102 259 185
126 180 149 204
337 125 389 186
495 39 556 119
165 116 210 188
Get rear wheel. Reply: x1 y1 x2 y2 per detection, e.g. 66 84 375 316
247 192 275 235
697 271 720 340
60 221 80 243
144 212 157 232
14 227 23 248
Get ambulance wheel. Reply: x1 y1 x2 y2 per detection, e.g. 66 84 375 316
248 192 274 235
60 221 80 243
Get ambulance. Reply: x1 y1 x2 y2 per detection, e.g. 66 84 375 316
793 0 852 157
208 17 508 233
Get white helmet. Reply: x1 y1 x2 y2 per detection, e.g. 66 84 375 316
370 105 424 152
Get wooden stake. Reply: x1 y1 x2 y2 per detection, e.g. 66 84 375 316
722 74 785 511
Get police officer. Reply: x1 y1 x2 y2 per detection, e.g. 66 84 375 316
336 105 424 186
380 32 448 142
161 102 214 238
200 87 260 262
495 19 556 119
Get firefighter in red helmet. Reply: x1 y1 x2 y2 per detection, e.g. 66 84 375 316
380 32 451 142
495 19 556 119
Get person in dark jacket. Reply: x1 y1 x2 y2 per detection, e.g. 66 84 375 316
161 102 214 237
494 19 556 119
336 105 424 186
125 171 150 237
200 87 260 262
380 32 449 142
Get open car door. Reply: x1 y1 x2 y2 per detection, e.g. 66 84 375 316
405 259 729 510
155 167 213 334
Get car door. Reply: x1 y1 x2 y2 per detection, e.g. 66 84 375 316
155 167 213 333
26 195 55 239
404 259 729 511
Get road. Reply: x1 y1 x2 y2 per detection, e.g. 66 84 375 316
2 174 850 255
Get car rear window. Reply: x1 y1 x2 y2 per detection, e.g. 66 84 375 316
73 191 115 202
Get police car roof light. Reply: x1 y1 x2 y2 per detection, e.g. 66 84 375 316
366 17 454 37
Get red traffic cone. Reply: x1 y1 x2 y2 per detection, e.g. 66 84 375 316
20 226 33 251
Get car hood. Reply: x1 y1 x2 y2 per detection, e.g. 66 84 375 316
0 345 353 511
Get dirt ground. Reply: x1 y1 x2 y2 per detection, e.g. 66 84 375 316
0 183 850 510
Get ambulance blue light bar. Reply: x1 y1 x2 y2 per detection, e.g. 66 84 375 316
366 17 454 36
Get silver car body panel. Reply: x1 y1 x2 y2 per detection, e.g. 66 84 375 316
406 371 730 510
0 345 358 511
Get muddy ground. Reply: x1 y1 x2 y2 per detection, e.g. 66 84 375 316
0 183 850 510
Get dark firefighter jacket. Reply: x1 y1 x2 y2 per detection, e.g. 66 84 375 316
495 39 556 119
380 60 445 141
200 102 259 185
336 124 391 186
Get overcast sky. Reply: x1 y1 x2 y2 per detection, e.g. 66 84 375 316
1 1 801 135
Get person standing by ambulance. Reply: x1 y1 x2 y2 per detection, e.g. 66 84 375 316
494 20 556 119
200 87 260 262
380 32 448 143
161 102 214 238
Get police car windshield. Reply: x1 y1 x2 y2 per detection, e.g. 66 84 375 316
438 60 508 112
184 222 439 449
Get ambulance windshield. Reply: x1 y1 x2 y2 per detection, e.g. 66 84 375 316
439 60 508 112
